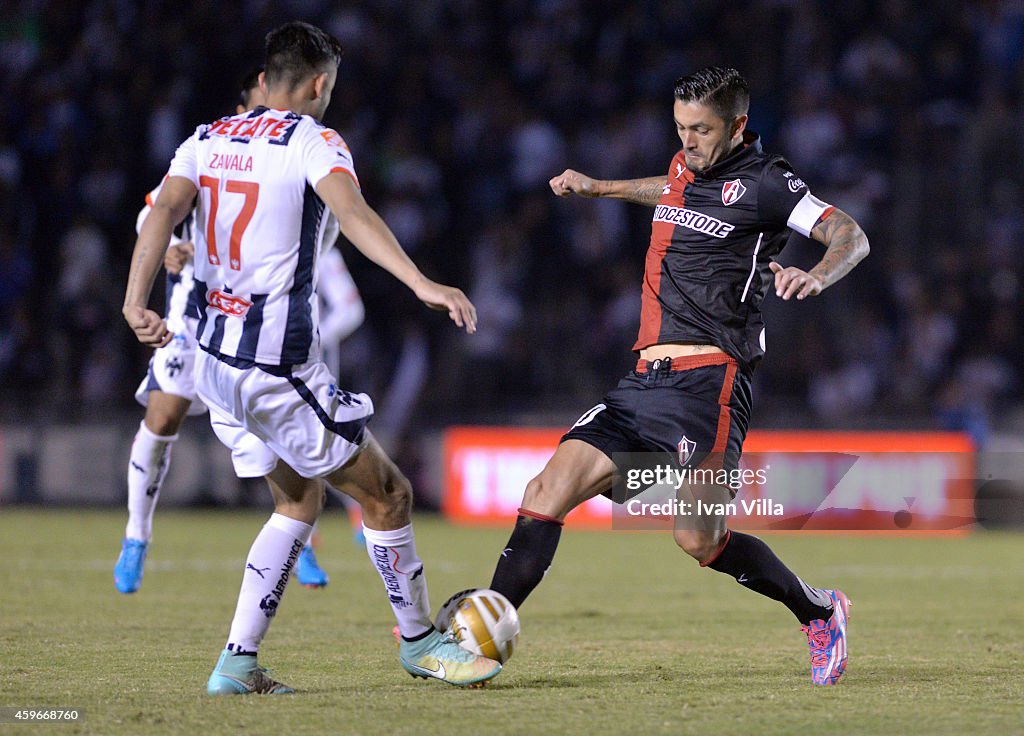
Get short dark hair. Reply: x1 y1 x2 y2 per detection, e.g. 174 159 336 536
264 21 343 91
673 67 750 122
239 65 264 109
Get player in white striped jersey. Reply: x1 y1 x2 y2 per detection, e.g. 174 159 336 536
123 22 499 692
114 68 360 593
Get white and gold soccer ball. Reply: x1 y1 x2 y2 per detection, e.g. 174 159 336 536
435 588 520 664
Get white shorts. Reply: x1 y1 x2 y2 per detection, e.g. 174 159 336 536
194 349 374 479
134 328 207 416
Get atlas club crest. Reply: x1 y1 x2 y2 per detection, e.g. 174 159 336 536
678 435 697 466
722 179 747 206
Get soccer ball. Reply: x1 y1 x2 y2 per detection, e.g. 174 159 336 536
434 588 479 631
435 588 520 664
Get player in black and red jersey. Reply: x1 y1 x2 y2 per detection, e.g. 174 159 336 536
488 67 869 686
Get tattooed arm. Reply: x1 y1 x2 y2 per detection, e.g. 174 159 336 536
808 209 870 288
549 169 666 207
769 208 870 300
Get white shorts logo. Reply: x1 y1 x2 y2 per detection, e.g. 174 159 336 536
572 403 607 428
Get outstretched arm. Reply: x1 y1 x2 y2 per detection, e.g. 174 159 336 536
549 169 666 207
770 208 870 300
316 171 476 333
123 176 197 346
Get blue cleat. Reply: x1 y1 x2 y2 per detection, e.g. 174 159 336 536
114 538 148 594
399 628 501 688
296 544 329 588
207 649 293 695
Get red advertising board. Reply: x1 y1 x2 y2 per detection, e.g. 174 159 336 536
442 427 975 533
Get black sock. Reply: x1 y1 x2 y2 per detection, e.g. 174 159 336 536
706 531 833 625
489 511 562 608
401 626 435 643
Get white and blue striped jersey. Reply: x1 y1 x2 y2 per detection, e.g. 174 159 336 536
166 106 359 369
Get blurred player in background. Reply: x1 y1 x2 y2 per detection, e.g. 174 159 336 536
489 67 869 686
123 21 500 692
115 68 366 594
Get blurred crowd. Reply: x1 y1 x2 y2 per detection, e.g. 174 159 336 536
1 0 1022 447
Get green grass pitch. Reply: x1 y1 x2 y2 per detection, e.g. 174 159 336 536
2 508 1022 735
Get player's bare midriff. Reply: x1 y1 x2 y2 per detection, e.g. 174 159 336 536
639 343 725 360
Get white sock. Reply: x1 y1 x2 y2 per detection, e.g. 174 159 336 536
362 524 432 639
225 513 313 653
125 421 176 541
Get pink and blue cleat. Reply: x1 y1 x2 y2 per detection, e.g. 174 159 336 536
801 589 850 685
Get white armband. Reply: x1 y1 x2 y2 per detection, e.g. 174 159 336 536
786 192 834 237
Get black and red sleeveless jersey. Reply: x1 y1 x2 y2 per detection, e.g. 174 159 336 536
634 131 834 370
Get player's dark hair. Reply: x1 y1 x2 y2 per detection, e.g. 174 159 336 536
239 65 264 109
264 21 343 91
673 67 750 122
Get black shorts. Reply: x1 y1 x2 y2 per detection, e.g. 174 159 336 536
562 353 752 474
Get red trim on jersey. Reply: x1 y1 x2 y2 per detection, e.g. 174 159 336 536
635 241 668 349
330 167 360 189
710 361 738 454
518 507 565 526
145 175 169 208
634 151 693 351
635 353 736 374
699 529 732 567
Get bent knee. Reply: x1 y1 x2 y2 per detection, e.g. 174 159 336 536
270 477 325 525
522 475 545 506
673 529 726 563
386 472 413 511
361 468 412 519
521 474 571 520
144 399 189 436
144 411 182 437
